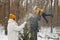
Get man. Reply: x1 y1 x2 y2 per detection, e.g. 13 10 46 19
7 13 27 40
35 7 53 23
29 11 41 40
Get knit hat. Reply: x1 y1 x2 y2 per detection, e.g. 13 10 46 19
9 13 16 20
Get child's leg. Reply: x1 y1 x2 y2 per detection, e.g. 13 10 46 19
42 16 48 23
42 13 53 16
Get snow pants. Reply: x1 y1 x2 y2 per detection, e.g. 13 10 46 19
42 13 53 23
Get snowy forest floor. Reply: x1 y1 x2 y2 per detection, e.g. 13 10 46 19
0 29 8 40
0 26 60 40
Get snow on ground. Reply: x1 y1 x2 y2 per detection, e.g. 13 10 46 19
0 26 59 40
0 26 8 40
0 30 8 40
37 26 59 40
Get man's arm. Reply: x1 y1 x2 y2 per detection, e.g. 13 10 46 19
13 21 27 31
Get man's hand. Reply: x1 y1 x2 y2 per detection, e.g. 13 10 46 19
24 21 27 25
